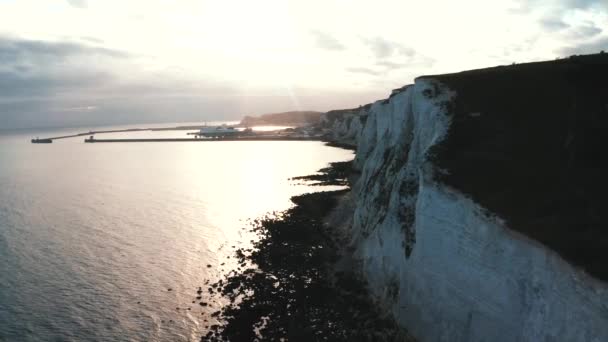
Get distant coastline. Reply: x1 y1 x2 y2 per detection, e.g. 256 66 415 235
238 111 322 127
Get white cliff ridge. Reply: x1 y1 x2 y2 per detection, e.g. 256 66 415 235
331 77 608 341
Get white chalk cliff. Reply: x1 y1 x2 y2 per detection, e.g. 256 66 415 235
328 72 608 341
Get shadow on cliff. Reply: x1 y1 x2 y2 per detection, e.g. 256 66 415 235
428 52 608 280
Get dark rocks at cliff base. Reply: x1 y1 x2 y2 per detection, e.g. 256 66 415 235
324 141 357 150
290 161 353 186
201 191 412 341
198 162 413 341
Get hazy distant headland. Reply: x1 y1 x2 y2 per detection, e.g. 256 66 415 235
238 111 323 127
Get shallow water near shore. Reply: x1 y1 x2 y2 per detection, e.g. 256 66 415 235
0 124 353 341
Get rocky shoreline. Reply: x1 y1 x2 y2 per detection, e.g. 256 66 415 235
198 161 413 341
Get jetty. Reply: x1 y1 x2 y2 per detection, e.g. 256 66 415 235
84 136 320 143
31 128 148 143
31 138 53 144
31 123 323 144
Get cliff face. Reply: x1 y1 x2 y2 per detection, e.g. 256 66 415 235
332 54 608 342
319 106 370 147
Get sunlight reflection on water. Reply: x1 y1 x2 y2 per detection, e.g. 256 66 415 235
0 125 353 341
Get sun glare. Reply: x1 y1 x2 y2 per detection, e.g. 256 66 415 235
196 1 297 57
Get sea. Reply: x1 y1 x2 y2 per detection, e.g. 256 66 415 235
0 123 353 341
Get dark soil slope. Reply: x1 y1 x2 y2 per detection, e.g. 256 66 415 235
427 53 608 281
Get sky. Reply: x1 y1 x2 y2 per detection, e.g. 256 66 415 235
0 0 607 129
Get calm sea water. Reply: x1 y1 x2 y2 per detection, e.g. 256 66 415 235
0 124 353 341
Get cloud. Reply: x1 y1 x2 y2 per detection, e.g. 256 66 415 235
540 17 570 31
566 23 603 39
361 37 435 70
537 11 602 38
558 36 608 55
516 0 608 12
53 105 98 112
67 0 87 8
310 31 345 51
80 36 104 44
0 36 128 66
375 61 407 69
0 36 253 129
375 56 435 70
364 37 393 59
0 37 128 102
345 67 383 76
345 37 434 77
361 37 419 60
566 0 608 9
363 37 416 69
0 69 113 99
